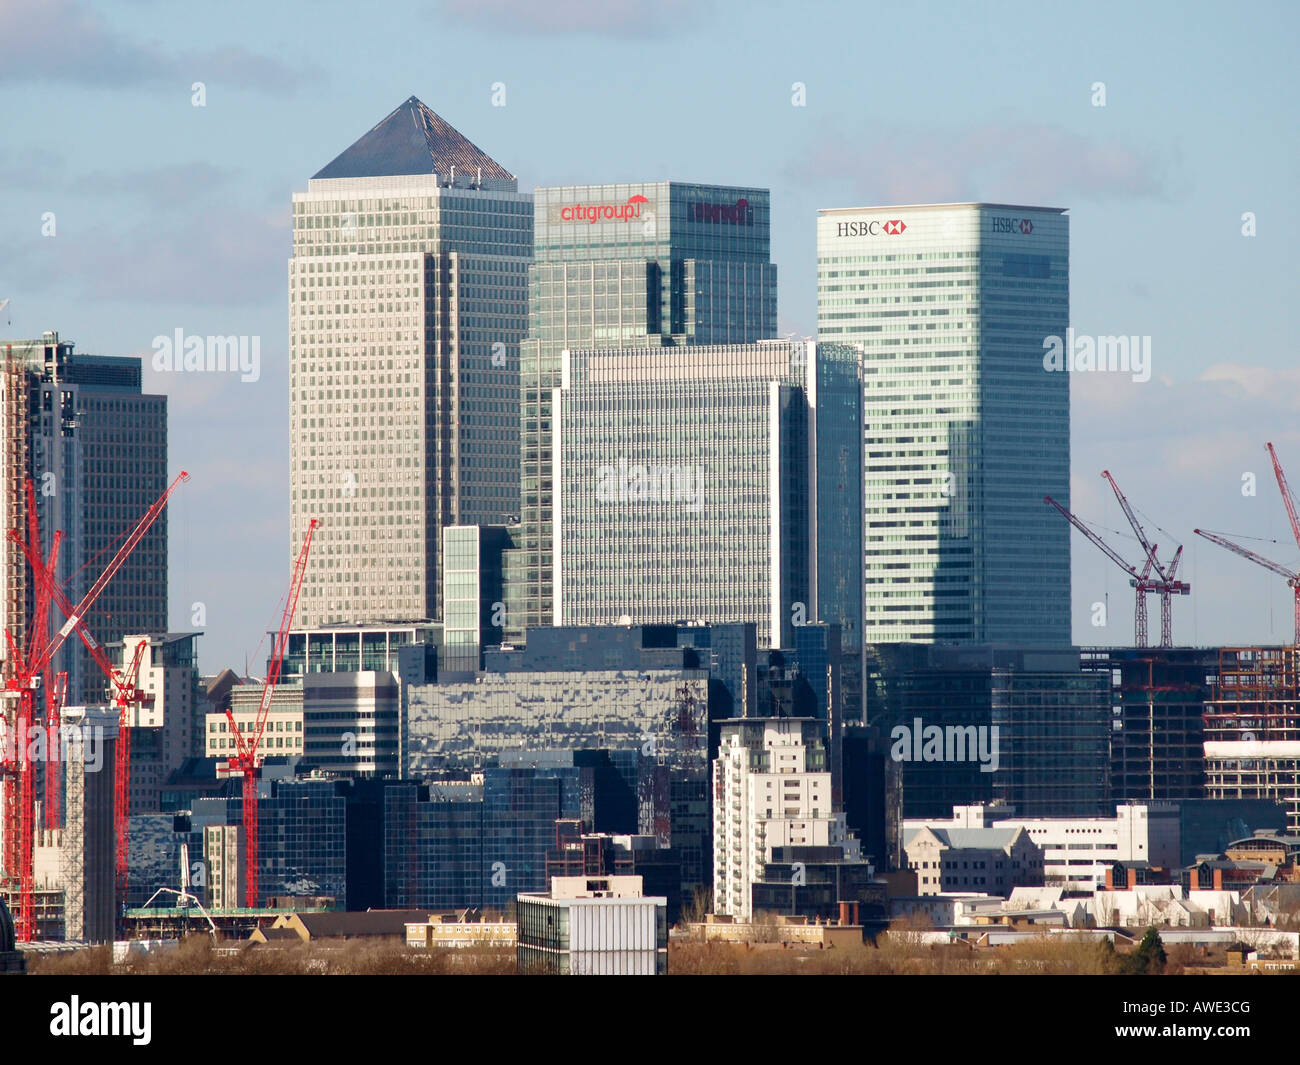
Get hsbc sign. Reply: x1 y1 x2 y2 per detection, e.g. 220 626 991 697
991 216 1035 235
835 219 907 237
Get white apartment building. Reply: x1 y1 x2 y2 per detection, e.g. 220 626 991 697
713 717 859 919
119 633 202 814
904 803 1180 889
205 681 305 760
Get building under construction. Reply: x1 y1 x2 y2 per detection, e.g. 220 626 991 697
1082 646 1217 802
0 332 169 940
1203 647 1300 834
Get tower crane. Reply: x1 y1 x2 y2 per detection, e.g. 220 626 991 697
222 519 317 908
1195 441 1300 645
1 470 188 940
1046 471 1189 647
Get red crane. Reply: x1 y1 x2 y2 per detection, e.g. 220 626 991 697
2 470 188 940
1 503 60 941
13 530 156 902
1195 442 1300 646
223 519 317 908
1046 472 1189 647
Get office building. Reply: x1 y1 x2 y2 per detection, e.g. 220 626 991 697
1083 646 1215 802
516 875 667 975
406 625 714 897
750 848 885 926
302 670 401 777
712 717 861 920
903 824 1044 896
0 333 168 705
866 644 1110 824
1203 646 1300 833
226 779 346 908
818 204 1070 644
505 181 778 643
441 524 512 675
289 97 531 627
553 338 862 651
205 685 303 760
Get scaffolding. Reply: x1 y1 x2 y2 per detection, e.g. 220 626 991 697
1204 647 1300 832
0 346 27 910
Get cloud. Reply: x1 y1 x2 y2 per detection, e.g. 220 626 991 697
1065 364 1300 646
68 163 233 209
791 120 1171 204
15 203 288 307
0 0 308 91
436 0 708 37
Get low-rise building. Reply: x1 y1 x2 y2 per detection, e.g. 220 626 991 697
516 875 667 975
904 825 1043 896
404 913 516 949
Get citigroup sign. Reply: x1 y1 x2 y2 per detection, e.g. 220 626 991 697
548 194 651 224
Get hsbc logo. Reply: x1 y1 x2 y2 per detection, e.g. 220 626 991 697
835 219 907 237
991 216 1035 235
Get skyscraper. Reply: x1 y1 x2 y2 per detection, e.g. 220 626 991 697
553 338 861 651
505 182 777 643
289 97 532 627
1 333 169 705
817 204 1070 643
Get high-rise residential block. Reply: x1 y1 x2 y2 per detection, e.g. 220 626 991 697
713 717 860 920
289 97 531 627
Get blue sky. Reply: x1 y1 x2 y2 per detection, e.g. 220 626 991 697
1 0 1297 671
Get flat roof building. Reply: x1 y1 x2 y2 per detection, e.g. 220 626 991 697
553 338 862 652
818 203 1071 644
516 874 667 975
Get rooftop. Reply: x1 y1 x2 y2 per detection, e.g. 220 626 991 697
312 96 514 182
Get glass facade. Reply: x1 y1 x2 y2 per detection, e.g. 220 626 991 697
506 182 778 643
554 339 861 651
406 657 711 897
818 204 1070 643
865 644 1109 819
228 779 346 907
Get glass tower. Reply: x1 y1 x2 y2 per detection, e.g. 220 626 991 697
289 98 531 627
817 203 1070 643
553 339 861 651
505 182 777 643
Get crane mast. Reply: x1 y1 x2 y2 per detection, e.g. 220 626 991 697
223 519 318 908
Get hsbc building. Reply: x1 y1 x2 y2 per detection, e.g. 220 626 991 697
816 203 1071 645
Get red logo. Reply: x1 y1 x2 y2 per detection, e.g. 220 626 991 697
883 219 907 235
691 197 753 225
1019 219 1034 235
551 196 648 224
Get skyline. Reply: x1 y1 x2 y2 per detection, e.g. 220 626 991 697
1 0 1297 669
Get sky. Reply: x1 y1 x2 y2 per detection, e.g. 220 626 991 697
1 0 1297 672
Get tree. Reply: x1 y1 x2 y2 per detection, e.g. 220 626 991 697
1123 927 1167 974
